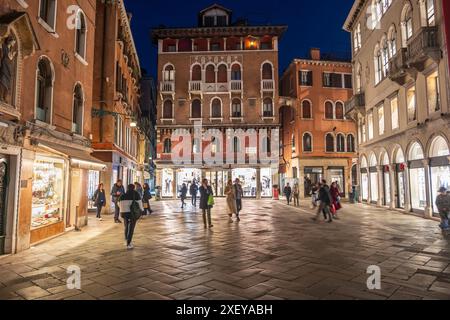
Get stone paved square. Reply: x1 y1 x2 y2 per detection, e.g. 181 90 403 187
0 199 449 300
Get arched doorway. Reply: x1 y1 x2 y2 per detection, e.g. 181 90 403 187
429 136 450 214
393 147 406 209
408 142 426 212
360 156 369 202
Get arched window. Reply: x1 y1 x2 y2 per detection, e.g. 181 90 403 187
401 3 414 47
388 25 397 58
303 133 312 152
325 101 334 119
263 98 273 117
191 65 202 81
72 84 84 134
231 64 241 80
337 134 345 152
192 138 201 153
39 0 57 30
205 65 215 83
425 0 436 26
36 57 54 124
0 33 18 106
335 102 344 120
75 11 87 59
232 98 242 118
429 136 450 157
347 134 355 152
291 134 296 152
302 100 312 119
211 98 222 118
381 37 389 77
163 65 175 81
262 63 273 80
233 137 240 153
163 100 173 119
325 134 334 152
191 99 201 118
374 44 383 84
211 136 220 153
408 142 424 160
163 138 171 153
217 64 227 83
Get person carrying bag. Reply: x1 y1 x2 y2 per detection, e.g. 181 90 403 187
118 184 144 250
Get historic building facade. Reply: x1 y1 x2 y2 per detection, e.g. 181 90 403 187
152 4 286 199
280 49 356 198
344 0 450 218
0 0 104 254
91 0 143 212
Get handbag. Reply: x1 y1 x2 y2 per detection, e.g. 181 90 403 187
207 194 215 207
330 204 337 215
130 193 142 220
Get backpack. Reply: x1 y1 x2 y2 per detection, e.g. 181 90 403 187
130 192 142 220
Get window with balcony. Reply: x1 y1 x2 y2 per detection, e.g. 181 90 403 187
39 0 57 31
231 64 241 80
263 98 273 117
426 71 440 114
191 99 201 118
407 86 417 122
362 121 367 143
335 102 344 120
347 134 355 152
232 99 242 118
205 65 215 83
217 64 227 83
302 100 312 119
163 65 175 81
299 70 313 86
388 26 397 57
337 134 345 152
191 65 202 81
378 104 385 135
381 39 389 77
211 98 222 118
391 95 399 130
325 134 334 152
35 57 54 124
303 133 312 152
163 100 173 119
325 101 334 119
401 3 414 46
72 84 83 134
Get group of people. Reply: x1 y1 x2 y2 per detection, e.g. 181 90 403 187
436 186 450 231
92 180 153 249
283 183 300 206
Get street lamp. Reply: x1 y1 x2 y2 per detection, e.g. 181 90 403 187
92 108 138 128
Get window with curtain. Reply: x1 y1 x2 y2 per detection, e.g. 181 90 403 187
337 134 345 152
263 98 273 117
163 65 175 81
211 98 222 118
232 99 242 118
347 134 355 152
335 102 344 120
36 58 53 124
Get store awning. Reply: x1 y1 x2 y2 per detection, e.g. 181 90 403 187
37 141 107 171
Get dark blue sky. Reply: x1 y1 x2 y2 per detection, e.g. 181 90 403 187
124 0 354 78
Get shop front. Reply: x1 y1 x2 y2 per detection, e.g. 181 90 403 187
87 170 100 210
382 165 391 206
394 163 407 209
304 167 323 198
178 168 202 197
260 168 273 197
161 168 175 197
205 170 228 197
328 167 345 196
232 168 257 197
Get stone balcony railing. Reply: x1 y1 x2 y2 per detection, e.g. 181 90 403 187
388 48 409 85
261 79 275 92
344 92 365 117
406 26 441 71
160 81 175 94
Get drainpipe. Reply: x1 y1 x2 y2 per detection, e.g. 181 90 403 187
99 2 109 142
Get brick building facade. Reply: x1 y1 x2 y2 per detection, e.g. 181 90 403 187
280 49 356 198
152 5 286 199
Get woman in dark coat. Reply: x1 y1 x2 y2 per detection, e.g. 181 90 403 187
93 183 106 220
199 178 214 229
142 183 152 216
330 182 342 218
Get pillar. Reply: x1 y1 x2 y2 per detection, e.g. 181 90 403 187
256 168 261 199
173 169 177 200
377 166 384 207
403 165 412 212
423 159 433 218
389 166 396 210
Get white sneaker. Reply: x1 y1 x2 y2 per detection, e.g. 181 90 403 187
99 218 103 221
127 244 134 250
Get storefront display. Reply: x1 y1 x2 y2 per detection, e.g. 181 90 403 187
431 165 450 214
87 170 100 210
304 167 323 197
162 168 174 197
178 169 201 197
429 136 450 215
232 168 257 197
410 167 426 211
370 170 379 203
383 169 390 206
260 168 272 197
32 157 65 230
396 168 406 209
328 168 345 196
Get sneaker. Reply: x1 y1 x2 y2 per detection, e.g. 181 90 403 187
333 215 340 220
99 218 103 221
127 244 134 250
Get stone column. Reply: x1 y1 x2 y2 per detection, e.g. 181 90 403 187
367 169 372 204
223 37 227 51
403 165 412 212
256 168 261 199
377 166 384 207
422 159 433 218
173 169 177 200
389 166 396 210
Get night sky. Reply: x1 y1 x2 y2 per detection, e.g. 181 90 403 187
124 0 354 78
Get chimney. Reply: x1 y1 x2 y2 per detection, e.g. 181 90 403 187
310 48 321 61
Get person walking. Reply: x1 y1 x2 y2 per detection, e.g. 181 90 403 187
436 187 450 231
93 183 106 221
234 178 243 222
293 183 300 207
330 181 342 219
111 179 125 223
225 179 237 222
190 180 198 207
118 184 144 250
180 183 188 209
135 182 143 198
142 183 153 216
311 182 320 209
199 179 214 229
284 183 292 205
312 180 333 223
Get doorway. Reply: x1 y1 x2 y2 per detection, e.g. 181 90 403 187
0 156 8 255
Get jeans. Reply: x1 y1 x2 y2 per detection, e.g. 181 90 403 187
286 194 291 205
315 202 332 221
202 208 212 227
236 199 242 216
439 212 449 229
123 213 137 245
192 195 197 206
96 205 102 218
114 202 120 221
